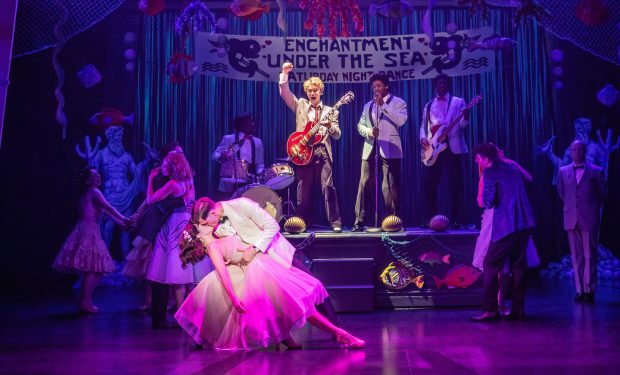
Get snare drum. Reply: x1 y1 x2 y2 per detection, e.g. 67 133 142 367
259 162 295 190
220 159 250 180
232 184 283 221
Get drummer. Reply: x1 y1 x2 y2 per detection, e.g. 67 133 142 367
211 113 265 197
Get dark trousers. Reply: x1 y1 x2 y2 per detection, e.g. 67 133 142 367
151 281 169 326
296 145 341 227
424 150 465 223
354 148 401 225
482 230 530 313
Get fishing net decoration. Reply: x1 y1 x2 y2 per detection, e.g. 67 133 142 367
485 0 620 65
13 0 126 58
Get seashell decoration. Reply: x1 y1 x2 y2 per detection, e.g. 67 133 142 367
429 215 450 232
381 215 403 232
284 216 306 234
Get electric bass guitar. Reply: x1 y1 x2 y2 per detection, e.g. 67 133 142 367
421 95 482 167
287 91 355 166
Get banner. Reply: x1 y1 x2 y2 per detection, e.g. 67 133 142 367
195 27 496 83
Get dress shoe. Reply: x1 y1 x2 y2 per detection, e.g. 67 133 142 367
498 305 511 317
504 311 526 321
574 293 584 302
351 224 365 232
581 293 595 303
470 311 499 322
332 226 343 233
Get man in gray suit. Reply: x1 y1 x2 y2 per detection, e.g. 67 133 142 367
279 62 342 232
557 140 606 303
353 73 408 231
471 143 535 322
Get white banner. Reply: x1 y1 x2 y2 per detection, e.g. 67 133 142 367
195 27 496 83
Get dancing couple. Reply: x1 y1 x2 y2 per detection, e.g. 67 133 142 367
175 196 365 350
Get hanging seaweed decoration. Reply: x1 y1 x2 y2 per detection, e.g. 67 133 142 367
299 0 364 39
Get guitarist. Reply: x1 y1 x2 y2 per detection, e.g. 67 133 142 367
353 73 408 232
419 74 470 226
279 62 343 232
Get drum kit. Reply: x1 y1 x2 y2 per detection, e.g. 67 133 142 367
220 157 296 222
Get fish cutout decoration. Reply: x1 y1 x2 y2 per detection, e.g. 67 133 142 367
166 53 199 83
433 264 481 289
418 251 450 266
380 262 424 290
276 0 287 33
465 35 517 52
89 108 134 129
369 0 413 19
230 0 270 21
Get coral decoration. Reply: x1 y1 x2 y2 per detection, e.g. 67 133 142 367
575 0 610 27
176 1 217 36
298 0 364 39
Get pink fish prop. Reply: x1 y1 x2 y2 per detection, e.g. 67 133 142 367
433 264 481 289
418 251 450 265
89 108 133 128
230 0 270 21
369 0 413 18
466 36 517 51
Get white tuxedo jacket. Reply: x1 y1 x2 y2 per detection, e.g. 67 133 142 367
357 94 408 159
419 95 469 154
221 198 295 268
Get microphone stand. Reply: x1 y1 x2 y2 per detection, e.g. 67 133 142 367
366 98 383 233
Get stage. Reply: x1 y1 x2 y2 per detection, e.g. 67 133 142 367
284 228 483 312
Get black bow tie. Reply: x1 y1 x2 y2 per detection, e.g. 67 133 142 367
573 165 585 170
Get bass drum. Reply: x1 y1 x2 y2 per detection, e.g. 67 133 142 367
232 184 283 222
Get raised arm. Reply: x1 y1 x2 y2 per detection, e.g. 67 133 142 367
207 242 246 313
278 63 299 113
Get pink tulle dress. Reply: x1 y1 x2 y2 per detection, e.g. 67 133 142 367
174 233 328 350
52 188 115 274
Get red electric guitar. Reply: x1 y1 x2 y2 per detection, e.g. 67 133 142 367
287 91 354 166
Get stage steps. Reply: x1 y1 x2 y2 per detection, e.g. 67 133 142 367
311 258 374 312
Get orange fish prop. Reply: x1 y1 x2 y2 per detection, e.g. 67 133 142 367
418 251 450 266
433 264 481 289
230 0 270 21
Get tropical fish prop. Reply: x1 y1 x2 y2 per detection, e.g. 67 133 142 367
369 0 413 19
418 251 450 266
230 0 270 21
433 264 481 289
380 262 424 290
89 108 134 128
465 35 517 52
138 0 166 16
166 53 199 83
76 64 102 88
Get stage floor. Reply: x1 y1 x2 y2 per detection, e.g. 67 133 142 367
2 280 620 374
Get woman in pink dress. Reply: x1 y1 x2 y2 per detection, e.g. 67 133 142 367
175 198 365 350
52 168 129 313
